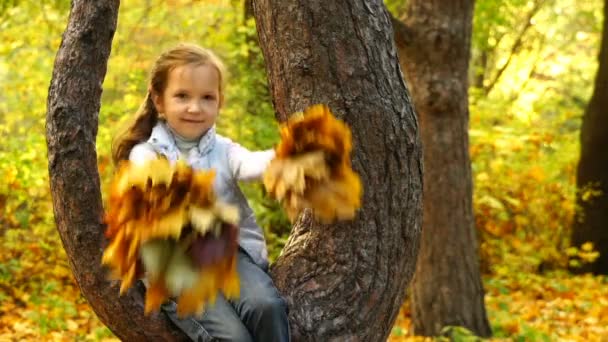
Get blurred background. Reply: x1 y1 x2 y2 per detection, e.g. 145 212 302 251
0 0 605 340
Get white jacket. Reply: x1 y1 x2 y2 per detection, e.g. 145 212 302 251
129 121 275 268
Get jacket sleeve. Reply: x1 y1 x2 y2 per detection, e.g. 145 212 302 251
227 140 275 182
128 143 158 164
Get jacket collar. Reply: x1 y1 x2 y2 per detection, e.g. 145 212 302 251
148 120 217 159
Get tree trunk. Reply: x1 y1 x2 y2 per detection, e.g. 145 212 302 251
253 0 423 340
45 1 188 340
46 1 422 341
392 0 492 337
571 0 608 275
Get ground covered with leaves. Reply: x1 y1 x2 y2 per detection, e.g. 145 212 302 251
1 225 607 341
1 0 606 340
390 272 608 341
0 228 115 341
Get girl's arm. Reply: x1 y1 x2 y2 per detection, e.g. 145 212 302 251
227 140 275 182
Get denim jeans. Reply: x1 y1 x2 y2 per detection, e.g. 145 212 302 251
161 249 290 342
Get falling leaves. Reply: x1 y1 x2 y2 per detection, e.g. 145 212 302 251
102 158 240 317
263 104 363 223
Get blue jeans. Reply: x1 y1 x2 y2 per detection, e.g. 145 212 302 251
161 249 290 342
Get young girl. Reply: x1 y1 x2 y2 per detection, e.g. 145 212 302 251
111 43 290 342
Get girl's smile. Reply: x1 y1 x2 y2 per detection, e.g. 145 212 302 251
152 63 222 140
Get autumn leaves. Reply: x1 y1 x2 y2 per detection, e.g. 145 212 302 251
102 104 362 317
102 159 240 317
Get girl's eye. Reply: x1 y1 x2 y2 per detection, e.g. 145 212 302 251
203 95 215 100
175 93 187 99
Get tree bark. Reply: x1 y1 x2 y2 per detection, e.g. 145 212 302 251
46 1 422 341
392 1 492 337
571 0 608 275
253 0 423 340
45 1 188 340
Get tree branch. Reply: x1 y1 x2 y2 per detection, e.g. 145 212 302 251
46 1 188 340
484 0 547 95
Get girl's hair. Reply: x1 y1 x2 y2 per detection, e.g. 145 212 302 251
111 43 227 165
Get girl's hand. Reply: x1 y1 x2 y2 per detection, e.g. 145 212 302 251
263 104 362 223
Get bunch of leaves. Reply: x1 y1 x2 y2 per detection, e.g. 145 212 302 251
264 104 363 223
103 159 240 317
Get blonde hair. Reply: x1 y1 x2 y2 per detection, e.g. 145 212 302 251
111 43 227 165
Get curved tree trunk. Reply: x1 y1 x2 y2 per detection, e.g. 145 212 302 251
253 0 423 340
571 0 608 275
45 1 188 340
46 1 422 341
392 0 492 337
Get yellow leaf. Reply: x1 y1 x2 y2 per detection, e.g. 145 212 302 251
66 319 79 331
189 207 217 234
213 203 240 225
140 239 174 278
165 247 199 296
145 277 170 315
527 166 545 181
581 242 594 252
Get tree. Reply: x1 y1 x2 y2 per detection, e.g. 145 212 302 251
391 0 492 337
46 1 188 340
571 0 608 275
253 0 422 339
46 0 423 340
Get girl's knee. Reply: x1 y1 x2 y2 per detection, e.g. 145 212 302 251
221 321 253 342
247 296 288 318
201 315 253 342
240 296 290 341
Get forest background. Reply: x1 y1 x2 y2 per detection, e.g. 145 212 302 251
0 0 606 340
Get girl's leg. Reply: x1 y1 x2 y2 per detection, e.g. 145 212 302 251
162 294 253 342
231 249 290 342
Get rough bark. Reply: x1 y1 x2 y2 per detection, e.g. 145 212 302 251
46 0 422 340
45 1 188 340
392 1 492 337
571 0 608 275
253 0 423 340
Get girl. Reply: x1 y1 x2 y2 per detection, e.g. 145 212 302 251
111 43 290 342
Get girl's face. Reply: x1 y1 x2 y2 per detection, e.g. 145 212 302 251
153 63 222 140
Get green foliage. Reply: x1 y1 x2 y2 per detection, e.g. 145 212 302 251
384 0 408 18
1 0 607 340
0 3 63 197
439 326 483 342
472 0 532 52
469 0 603 274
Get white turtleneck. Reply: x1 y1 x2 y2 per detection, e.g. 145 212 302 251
167 125 201 157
